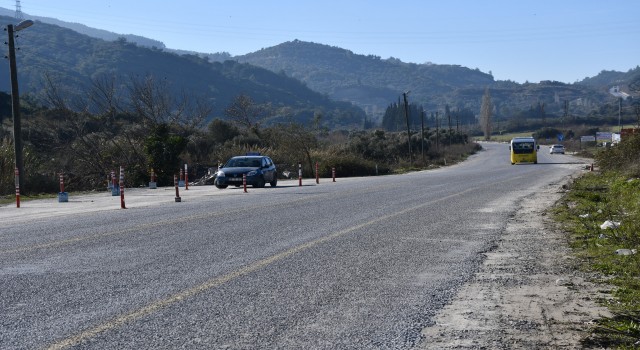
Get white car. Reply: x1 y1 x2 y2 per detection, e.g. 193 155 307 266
549 144 565 154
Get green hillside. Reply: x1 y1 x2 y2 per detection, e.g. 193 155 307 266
0 16 365 129
2 13 638 130
236 40 636 124
236 40 495 119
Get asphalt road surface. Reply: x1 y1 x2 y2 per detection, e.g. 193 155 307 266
0 143 587 349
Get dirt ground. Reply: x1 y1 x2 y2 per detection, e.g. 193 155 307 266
418 178 613 349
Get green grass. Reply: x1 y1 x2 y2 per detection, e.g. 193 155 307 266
601 124 638 133
554 172 640 348
472 132 534 143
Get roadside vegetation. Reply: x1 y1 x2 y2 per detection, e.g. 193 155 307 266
0 84 478 197
553 135 640 348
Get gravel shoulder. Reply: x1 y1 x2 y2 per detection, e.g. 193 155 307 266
418 177 613 349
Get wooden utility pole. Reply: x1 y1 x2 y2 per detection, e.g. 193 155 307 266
435 111 440 154
403 91 412 166
420 109 425 164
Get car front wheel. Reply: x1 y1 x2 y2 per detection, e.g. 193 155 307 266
270 177 277 187
253 176 266 188
215 184 228 189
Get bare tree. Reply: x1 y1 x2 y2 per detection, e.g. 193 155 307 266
127 75 172 126
169 90 213 129
41 72 69 110
224 94 271 130
480 87 493 141
88 74 122 119
184 95 213 130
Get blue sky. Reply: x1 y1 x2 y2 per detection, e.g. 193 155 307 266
3 0 639 84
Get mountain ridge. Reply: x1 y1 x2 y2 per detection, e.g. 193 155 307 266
0 14 366 128
2 8 638 126
235 40 637 121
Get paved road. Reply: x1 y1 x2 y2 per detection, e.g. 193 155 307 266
0 143 587 349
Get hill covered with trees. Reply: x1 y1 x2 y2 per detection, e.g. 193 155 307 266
0 15 365 129
236 40 638 127
3 10 638 131
236 40 495 120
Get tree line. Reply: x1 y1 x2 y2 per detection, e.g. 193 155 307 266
381 99 477 132
0 74 481 196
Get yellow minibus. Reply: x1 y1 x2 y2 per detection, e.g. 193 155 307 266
510 137 539 164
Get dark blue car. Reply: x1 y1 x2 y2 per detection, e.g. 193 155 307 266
214 155 277 189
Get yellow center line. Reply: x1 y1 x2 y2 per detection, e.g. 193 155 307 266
46 187 476 349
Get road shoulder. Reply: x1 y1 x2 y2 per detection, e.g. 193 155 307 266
418 178 612 349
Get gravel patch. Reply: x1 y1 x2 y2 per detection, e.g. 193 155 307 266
418 179 613 349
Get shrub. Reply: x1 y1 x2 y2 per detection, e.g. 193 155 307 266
312 151 391 177
595 135 640 176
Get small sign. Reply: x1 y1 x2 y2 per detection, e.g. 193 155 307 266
596 132 613 141
581 135 596 142
613 133 621 143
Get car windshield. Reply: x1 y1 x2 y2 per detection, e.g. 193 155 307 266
225 158 261 168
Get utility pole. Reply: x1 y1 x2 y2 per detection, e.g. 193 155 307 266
7 24 25 195
6 20 33 196
420 108 425 164
435 111 440 154
618 97 622 132
402 91 412 166
563 100 568 132
447 107 452 146
449 112 453 147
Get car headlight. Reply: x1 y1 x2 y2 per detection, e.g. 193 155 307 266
217 170 225 177
247 170 257 176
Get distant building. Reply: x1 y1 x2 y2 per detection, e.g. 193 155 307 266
609 86 630 100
